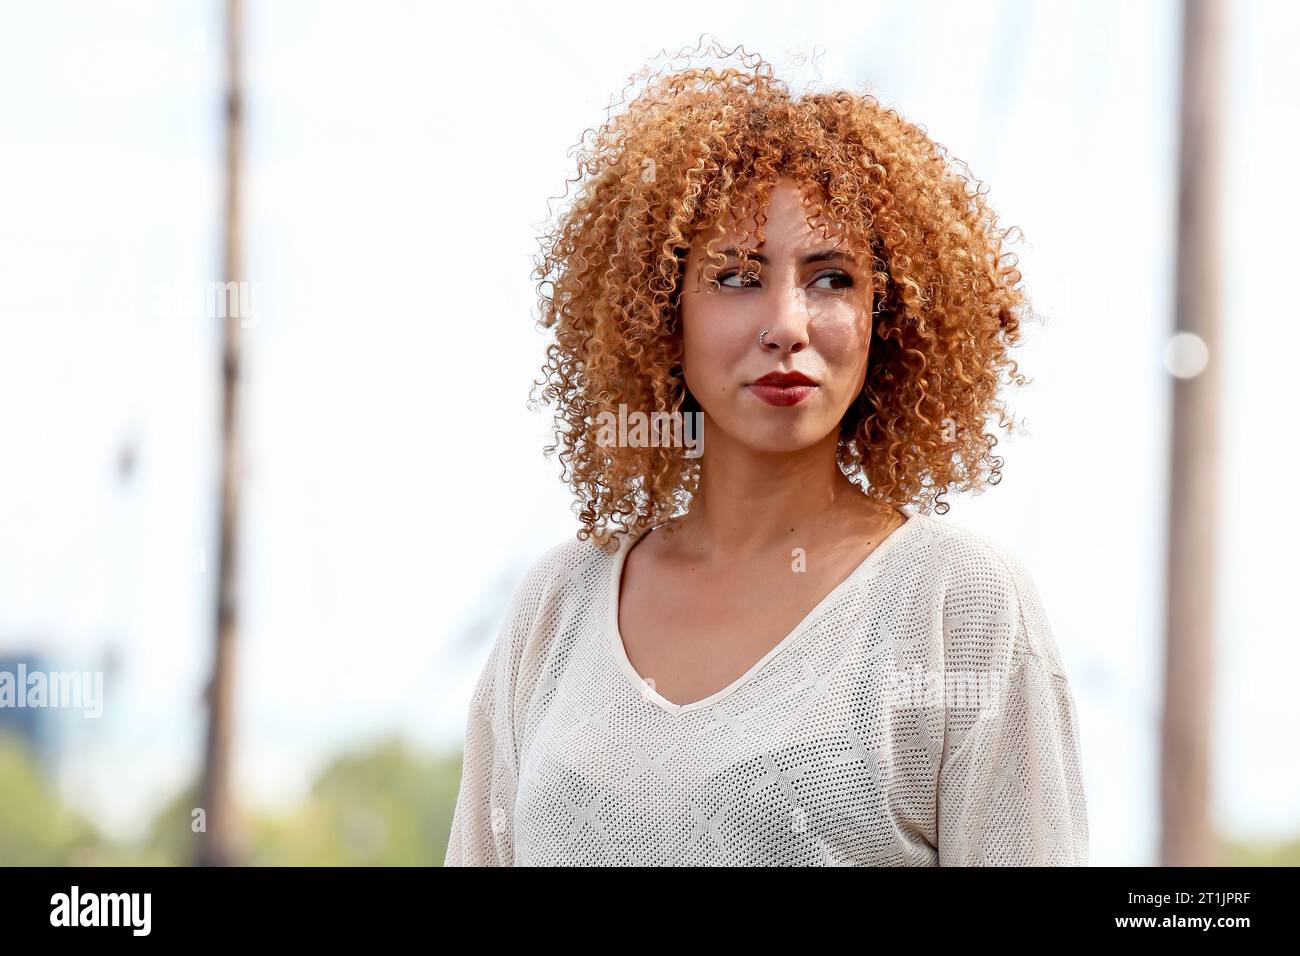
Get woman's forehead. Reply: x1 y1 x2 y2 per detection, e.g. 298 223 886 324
691 181 857 249
689 217 863 261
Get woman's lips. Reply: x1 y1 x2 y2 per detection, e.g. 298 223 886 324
746 383 817 406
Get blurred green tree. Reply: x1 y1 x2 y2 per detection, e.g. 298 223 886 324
245 735 463 866
136 736 464 865
0 733 103 865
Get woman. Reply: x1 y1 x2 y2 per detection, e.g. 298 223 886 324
444 47 1089 866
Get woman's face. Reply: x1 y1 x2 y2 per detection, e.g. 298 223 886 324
678 176 874 454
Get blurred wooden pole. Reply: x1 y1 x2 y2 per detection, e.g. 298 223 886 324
1160 0 1226 867
197 0 244 867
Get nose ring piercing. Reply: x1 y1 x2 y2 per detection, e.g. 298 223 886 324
758 329 770 347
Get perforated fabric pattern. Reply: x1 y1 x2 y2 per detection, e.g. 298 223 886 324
444 508 1089 866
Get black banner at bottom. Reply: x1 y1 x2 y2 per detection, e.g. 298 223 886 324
0 865 1288 942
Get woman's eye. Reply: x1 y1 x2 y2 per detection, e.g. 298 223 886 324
717 268 853 290
811 270 853 290
719 268 761 288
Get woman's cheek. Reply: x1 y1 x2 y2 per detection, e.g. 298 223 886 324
810 332 852 376
816 323 871 399
685 326 747 402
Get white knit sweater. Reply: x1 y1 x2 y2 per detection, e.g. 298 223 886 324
444 507 1089 866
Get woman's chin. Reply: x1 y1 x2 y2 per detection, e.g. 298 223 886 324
726 423 838 455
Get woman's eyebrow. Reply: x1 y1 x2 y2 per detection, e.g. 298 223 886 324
717 246 857 266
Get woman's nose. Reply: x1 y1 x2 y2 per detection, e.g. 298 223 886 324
759 285 810 353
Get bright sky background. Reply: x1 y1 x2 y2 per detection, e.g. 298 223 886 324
1 0 1297 865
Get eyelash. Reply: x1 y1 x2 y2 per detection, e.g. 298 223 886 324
718 268 853 290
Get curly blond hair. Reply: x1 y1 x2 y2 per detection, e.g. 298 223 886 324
530 40 1033 553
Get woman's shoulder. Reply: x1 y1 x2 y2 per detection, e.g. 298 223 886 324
904 509 1068 678
514 530 620 594
470 531 615 712
495 529 621 629
904 509 1036 584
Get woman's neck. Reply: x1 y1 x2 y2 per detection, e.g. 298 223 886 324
667 426 885 562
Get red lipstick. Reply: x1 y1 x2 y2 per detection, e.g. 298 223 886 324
747 370 818 407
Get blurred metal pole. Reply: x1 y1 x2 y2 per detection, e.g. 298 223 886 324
197 0 245 867
1160 0 1225 867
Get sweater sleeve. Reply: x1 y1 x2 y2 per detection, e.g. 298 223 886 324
443 580 530 867
443 693 518 866
935 550 1090 866
443 538 582 866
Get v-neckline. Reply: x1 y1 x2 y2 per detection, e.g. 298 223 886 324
606 507 922 715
